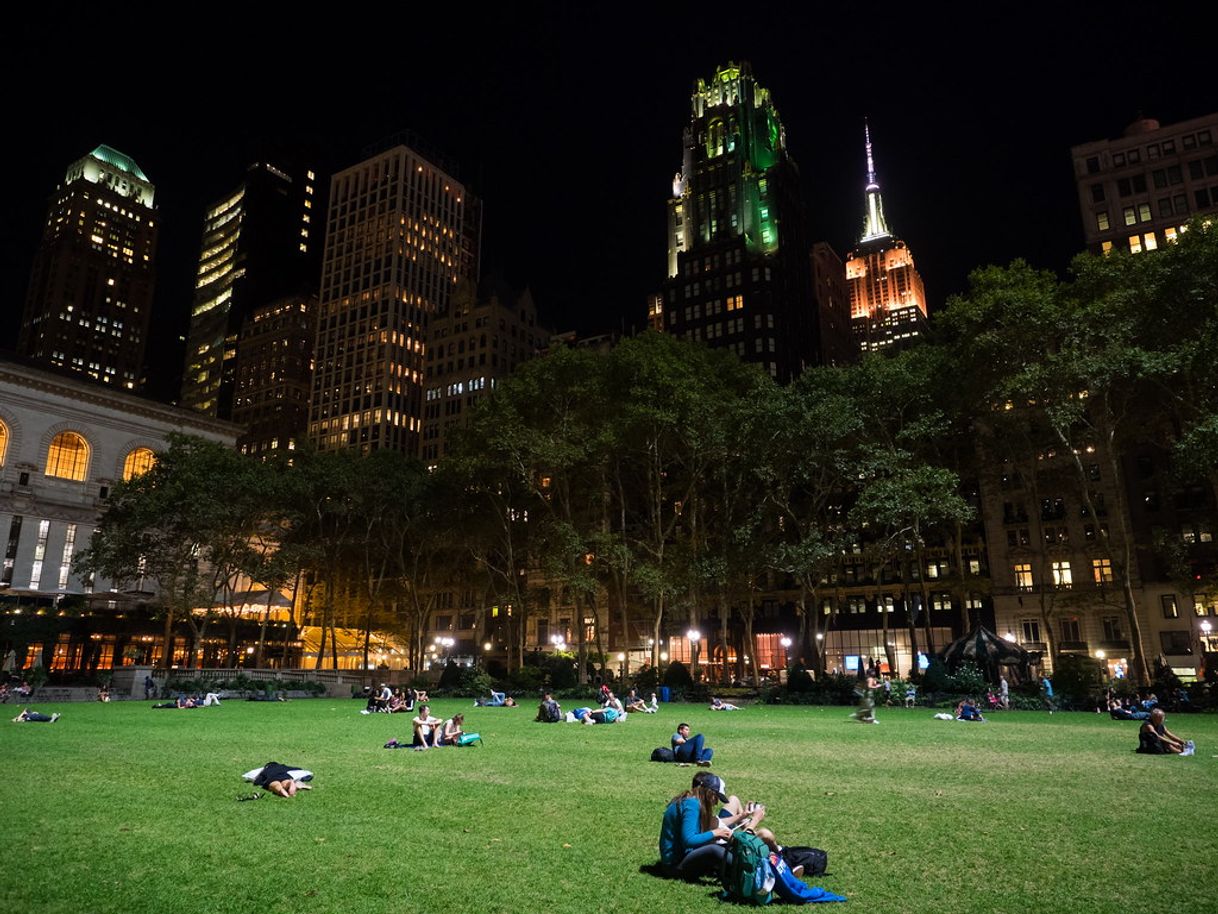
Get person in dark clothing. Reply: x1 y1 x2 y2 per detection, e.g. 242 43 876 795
1137 709 1193 755
253 762 302 797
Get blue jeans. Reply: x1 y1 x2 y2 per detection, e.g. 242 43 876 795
487 691 505 706
674 733 712 763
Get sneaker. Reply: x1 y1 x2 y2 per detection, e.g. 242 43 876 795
696 759 712 767
50 713 60 723
360 709 370 715
1181 746 1195 756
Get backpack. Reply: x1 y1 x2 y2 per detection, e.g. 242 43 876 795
456 733 482 746
650 747 675 763
538 700 562 723
780 846 828 877
721 830 775 905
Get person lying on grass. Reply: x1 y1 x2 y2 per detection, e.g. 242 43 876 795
412 705 444 749
581 706 621 724
12 708 59 723
710 697 740 711
1137 708 1194 755
251 762 312 798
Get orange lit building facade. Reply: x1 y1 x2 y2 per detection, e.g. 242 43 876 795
845 125 928 352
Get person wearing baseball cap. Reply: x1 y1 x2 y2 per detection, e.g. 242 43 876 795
658 772 767 879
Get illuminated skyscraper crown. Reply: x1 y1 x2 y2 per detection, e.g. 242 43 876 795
860 121 890 242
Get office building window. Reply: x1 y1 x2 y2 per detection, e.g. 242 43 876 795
1014 563 1033 590
1161 595 1179 619
1093 558 1114 584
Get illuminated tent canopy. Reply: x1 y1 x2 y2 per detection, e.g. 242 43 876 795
941 625 1036 683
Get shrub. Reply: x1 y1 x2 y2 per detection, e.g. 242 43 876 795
633 666 660 693
508 665 545 692
1051 654 1104 707
664 661 693 688
946 662 989 697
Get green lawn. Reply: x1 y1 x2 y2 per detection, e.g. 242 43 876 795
1 699 1214 914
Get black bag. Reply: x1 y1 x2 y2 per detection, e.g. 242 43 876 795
781 846 828 876
650 746 675 763
537 700 562 723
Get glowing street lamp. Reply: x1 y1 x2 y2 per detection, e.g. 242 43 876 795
617 651 627 682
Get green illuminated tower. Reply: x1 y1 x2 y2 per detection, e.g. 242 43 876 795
659 62 816 381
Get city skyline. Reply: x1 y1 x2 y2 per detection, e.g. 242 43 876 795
1 9 1213 400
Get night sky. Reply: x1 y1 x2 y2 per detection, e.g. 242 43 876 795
2 7 1212 401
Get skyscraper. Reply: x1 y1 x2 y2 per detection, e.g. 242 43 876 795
845 125 928 352
309 141 481 454
660 62 816 381
232 294 317 457
18 145 158 390
422 278 543 466
1071 112 1218 255
181 162 319 417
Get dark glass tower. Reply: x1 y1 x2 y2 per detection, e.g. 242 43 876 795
18 145 158 390
181 161 319 417
660 62 816 381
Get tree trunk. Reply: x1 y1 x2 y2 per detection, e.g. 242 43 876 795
161 609 176 672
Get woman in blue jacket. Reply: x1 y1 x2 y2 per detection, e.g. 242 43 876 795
659 773 764 878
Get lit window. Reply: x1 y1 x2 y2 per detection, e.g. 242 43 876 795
1101 240 1114 254
1092 558 1114 584
1051 561 1072 588
0 419 8 466
1014 563 1033 590
122 447 156 481
45 431 90 481
1096 212 1109 231
29 519 50 590
1143 232 1158 251
57 524 77 590
1128 235 1143 253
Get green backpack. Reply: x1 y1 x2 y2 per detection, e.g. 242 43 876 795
721 829 775 905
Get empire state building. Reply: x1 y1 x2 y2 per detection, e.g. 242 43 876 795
845 125 928 352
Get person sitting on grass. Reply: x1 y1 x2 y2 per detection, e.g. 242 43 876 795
904 683 917 708
414 688 430 705
603 691 625 714
438 713 466 746
956 699 986 722
672 722 713 766
648 692 659 712
709 697 740 711
1137 708 1194 755
658 772 769 880
412 705 444 750
536 692 562 722
624 689 649 714
252 761 310 798
12 708 60 723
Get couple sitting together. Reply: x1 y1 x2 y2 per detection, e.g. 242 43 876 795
385 706 474 749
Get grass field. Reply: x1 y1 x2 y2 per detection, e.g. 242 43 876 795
1 698 1215 914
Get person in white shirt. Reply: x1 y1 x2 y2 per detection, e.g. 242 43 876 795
411 705 443 749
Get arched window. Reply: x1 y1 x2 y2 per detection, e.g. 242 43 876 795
0 420 8 466
123 447 156 481
45 431 90 481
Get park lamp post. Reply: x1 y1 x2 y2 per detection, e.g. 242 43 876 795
688 629 701 681
1095 649 1107 681
617 651 627 683
550 633 567 652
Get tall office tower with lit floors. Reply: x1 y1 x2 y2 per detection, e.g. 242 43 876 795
309 141 481 454
18 145 158 390
660 62 818 381
181 161 319 419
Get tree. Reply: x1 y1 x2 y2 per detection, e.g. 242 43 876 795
78 434 270 670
